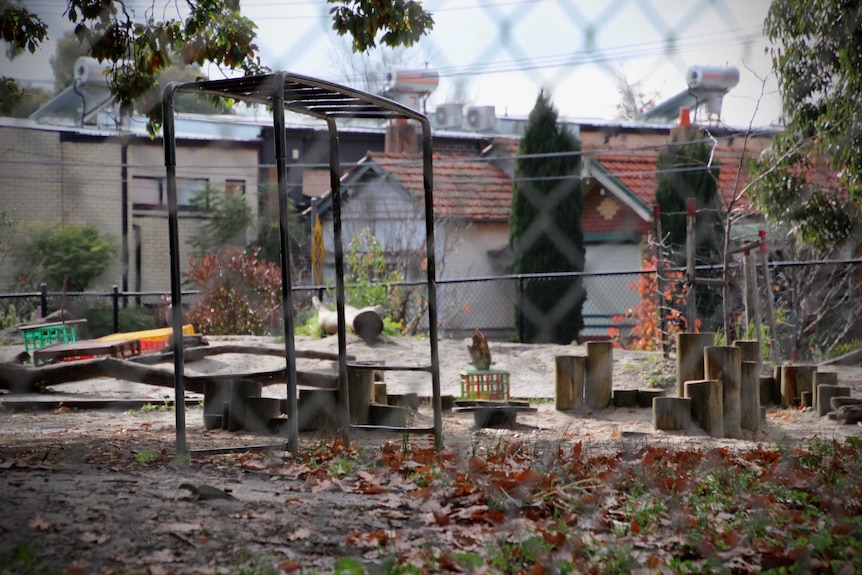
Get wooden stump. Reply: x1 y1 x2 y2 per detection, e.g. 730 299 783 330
759 375 776 406
245 397 280 432
612 389 639 408
740 360 760 432
795 364 816 398
801 391 813 408
813 371 838 415
685 379 723 437
555 355 585 410
347 365 374 424
732 339 761 364
704 346 741 438
203 377 262 432
585 341 612 409
653 397 692 430
298 388 338 431
637 388 664 409
818 384 850 417
368 404 409 427
780 365 799 407
373 382 388 405
387 393 420 410
676 332 714 397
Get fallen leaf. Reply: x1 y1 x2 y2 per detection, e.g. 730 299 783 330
149 549 178 563
288 527 310 541
29 515 52 531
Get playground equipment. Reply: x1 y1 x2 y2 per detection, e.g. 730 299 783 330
162 73 443 457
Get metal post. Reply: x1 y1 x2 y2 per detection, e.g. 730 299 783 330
328 117 350 446
517 276 526 343
419 119 443 448
40 282 48 319
272 73 299 454
112 285 119 334
162 82 188 461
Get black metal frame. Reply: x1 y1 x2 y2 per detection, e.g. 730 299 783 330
162 72 442 457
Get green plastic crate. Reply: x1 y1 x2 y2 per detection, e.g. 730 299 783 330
21 324 78 353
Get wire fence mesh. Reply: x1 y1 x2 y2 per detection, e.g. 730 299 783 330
3 257 860 362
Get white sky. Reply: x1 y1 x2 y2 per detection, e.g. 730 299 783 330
2 0 782 127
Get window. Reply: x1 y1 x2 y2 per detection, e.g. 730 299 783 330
131 176 209 210
132 177 162 209
177 178 208 209
225 179 246 195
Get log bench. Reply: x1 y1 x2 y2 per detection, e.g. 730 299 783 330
32 339 141 365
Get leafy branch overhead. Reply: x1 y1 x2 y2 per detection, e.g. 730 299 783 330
0 0 434 136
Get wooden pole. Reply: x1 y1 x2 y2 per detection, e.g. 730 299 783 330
732 339 761 365
555 355 584 410
704 345 742 438
757 230 780 363
585 341 613 409
685 379 723 437
653 204 669 357
676 332 714 397
740 360 760 432
653 397 692 430
685 198 697 331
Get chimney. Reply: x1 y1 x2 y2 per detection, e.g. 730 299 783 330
671 108 697 142
385 119 419 155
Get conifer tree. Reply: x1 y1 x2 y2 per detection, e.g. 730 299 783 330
509 89 585 343
654 132 722 328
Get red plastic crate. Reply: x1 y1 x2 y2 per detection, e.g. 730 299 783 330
459 369 510 400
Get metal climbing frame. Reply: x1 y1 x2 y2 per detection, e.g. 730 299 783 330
162 73 442 457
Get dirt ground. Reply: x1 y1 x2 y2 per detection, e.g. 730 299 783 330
1 334 860 573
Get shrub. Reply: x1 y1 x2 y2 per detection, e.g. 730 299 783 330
83 306 157 338
608 257 699 351
186 246 282 335
19 223 116 291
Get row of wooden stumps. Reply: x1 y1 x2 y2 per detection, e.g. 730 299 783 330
202 364 415 433
555 341 615 410
674 333 850 437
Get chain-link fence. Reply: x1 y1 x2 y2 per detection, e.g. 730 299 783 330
4 258 860 360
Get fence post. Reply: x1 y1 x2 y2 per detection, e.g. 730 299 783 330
40 282 48 319
685 198 697 331
112 285 120 334
517 275 525 343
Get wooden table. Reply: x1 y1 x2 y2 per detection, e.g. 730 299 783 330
32 339 141 365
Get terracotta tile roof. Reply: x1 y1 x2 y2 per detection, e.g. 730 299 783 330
587 145 756 215
361 151 513 222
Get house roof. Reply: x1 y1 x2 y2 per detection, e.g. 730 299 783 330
315 151 513 222
585 144 756 217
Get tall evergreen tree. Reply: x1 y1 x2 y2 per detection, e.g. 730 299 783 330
654 131 722 328
509 89 585 344
654 133 721 255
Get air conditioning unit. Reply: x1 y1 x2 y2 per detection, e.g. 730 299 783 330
434 103 463 129
465 106 496 132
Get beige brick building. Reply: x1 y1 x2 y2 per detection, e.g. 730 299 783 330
0 117 260 293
